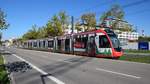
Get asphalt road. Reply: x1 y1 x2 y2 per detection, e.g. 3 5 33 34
1 47 150 84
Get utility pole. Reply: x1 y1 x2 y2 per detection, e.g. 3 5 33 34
71 16 74 33
71 16 74 54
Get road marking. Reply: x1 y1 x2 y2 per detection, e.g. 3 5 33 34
12 54 65 84
96 68 141 79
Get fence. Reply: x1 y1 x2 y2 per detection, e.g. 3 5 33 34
121 42 150 50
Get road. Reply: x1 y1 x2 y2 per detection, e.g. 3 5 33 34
1 47 150 84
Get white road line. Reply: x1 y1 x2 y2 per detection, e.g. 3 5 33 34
12 54 65 84
96 68 141 79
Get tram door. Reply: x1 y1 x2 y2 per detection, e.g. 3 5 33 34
58 40 61 51
87 36 95 56
65 39 70 52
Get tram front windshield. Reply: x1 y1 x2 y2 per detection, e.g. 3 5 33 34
108 34 122 52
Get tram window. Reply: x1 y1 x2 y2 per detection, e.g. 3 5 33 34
82 37 88 48
24 42 27 46
43 41 45 47
30 42 32 47
58 40 62 50
75 37 81 42
34 42 37 47
99 35 110 48
39 42 41 48
74 36 88 48
48 41 53 48
65 39 70 51
28 42 29 47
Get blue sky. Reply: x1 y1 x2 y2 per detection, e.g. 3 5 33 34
0 0 150 40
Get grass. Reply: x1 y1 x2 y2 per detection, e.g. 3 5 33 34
0 54 10 84
119 55 150 64
124 49 150 53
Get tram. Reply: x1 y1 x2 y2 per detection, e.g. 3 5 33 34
22 28 123 58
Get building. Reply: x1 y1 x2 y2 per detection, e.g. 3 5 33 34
103 18 139 42
117 32 139 41
3 39 13 47
64 25 78 34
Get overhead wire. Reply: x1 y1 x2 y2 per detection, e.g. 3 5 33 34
72 0 150 26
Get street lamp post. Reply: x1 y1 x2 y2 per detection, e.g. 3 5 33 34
71 16 74 54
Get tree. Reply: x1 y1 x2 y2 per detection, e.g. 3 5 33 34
58 11 69 32
51 14 63 36
0 8 9 43
22 11 69 39
75 21 83 32
37 26 47 38
138 36 150 41
100 12 111 23
22 25 39 40
100 4 125 29
109 4 124 19
45 20 56 37
81 12 96 31
0 8 9 30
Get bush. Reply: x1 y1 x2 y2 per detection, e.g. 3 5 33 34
0 55 10 84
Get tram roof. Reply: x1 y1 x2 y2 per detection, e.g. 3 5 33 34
24 28 113 41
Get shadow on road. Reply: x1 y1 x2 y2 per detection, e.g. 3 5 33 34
5 61 32 73
40 56 93 84
0 50 16 55
1 49 93 84
0 61 32 84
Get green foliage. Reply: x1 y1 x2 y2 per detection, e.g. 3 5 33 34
119 55 150 64
22 11 69 40
124 49 150 53
100 4 125 29
0 55 10 84
45 21 55 37
0 8 9 30
75 21 83 32
109 4 124 19
100 4 124 21
81 12 96 31
37 26 47 38
51 14 63 36
58 11 69 31
138 36 150 41
0 55 3 64
45 11 69 36
22 25 39 40
100 12 111 23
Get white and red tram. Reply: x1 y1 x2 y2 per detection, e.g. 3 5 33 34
22 28 123 58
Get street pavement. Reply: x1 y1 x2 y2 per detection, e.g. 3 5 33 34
1 47 150 84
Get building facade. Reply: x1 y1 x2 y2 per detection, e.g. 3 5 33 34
117 31 139 41
103 18 139 41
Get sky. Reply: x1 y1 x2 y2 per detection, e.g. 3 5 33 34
0 0 150 40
